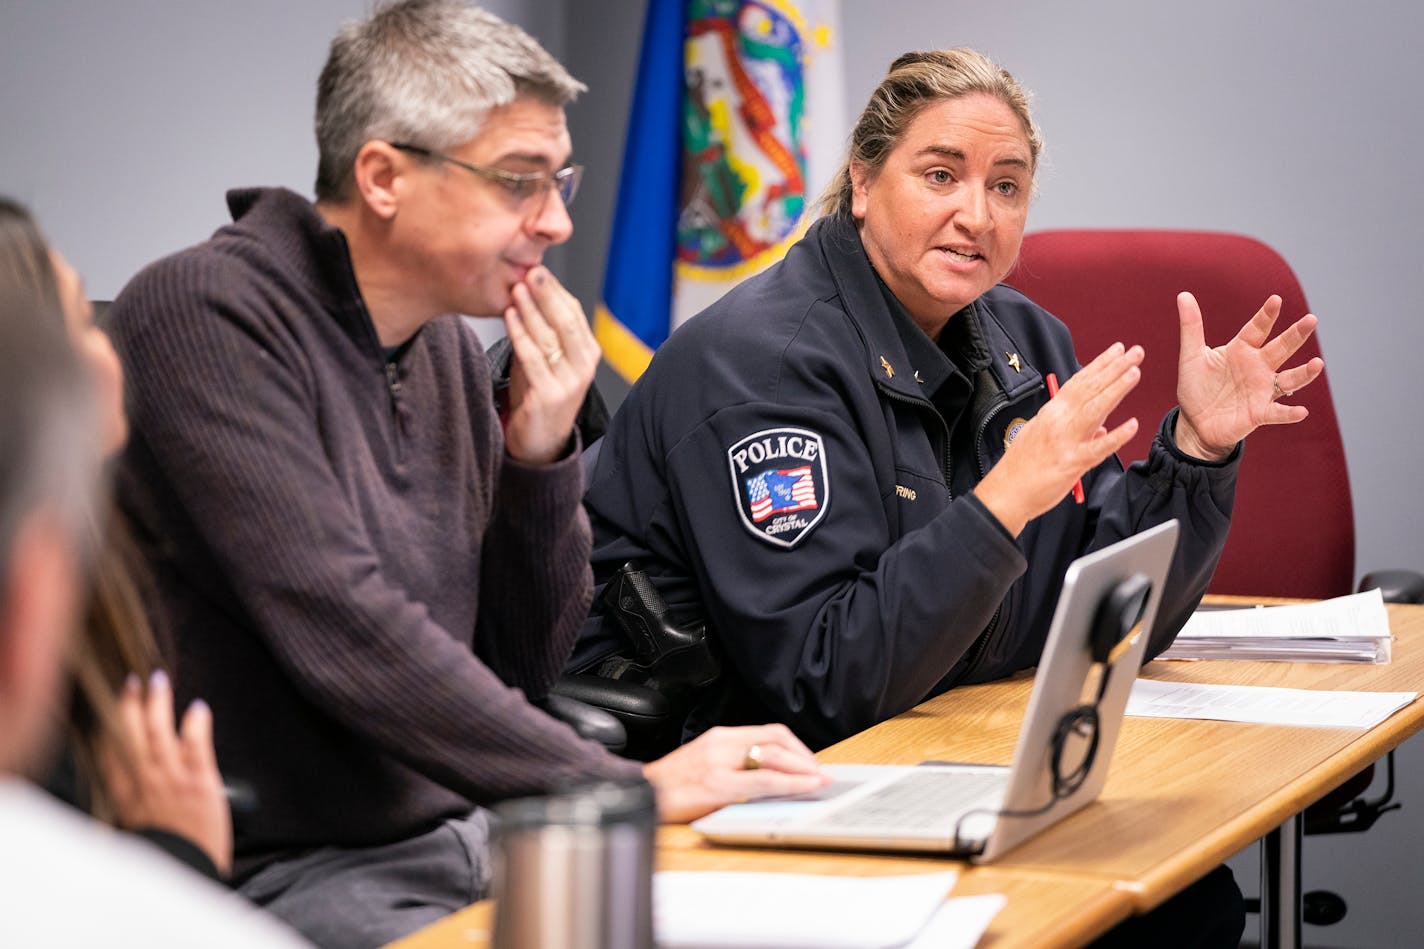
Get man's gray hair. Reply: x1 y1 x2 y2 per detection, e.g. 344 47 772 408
314 0 586 202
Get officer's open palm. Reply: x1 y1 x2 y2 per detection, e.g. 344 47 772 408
974 342 1144 537
1173 292 1323 462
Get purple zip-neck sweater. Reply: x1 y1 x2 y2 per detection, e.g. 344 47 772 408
109 187 638 880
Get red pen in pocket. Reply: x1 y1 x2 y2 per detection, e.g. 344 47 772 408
1044 373 1086 505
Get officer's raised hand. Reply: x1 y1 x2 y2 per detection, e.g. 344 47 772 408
974 341 1144 537
1172 292 1323 462
501 265 600 464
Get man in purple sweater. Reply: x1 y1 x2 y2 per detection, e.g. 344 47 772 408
105 2 824 946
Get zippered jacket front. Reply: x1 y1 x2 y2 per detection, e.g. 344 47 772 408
579 212 1238 750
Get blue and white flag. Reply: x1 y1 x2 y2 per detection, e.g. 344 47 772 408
595 0 845 383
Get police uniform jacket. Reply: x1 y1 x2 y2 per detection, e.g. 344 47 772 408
580 212 1238 750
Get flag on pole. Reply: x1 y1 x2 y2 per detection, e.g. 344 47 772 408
595 0 845 384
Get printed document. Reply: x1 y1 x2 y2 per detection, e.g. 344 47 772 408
1127 679 1416 728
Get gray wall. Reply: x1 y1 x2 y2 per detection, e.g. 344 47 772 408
5 3 1417 574
0 0 562 313
3 1 1421 944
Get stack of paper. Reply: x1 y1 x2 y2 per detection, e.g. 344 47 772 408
1158 589 1392 663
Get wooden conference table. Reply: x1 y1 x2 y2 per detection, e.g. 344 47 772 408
391 600 1424 949
391 844 1131 949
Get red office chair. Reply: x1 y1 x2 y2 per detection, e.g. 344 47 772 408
1006 229 1415 931
1008 229 1350 599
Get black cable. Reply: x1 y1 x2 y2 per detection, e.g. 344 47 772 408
951 669 1111 853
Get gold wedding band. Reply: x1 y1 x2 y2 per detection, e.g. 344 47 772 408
1272 374 1283 399
742 744 763 771
546 348 564 366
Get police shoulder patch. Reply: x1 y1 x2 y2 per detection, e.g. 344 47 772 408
727 426 829 549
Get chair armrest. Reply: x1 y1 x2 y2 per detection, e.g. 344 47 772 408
1359 570 1424 604
551 675 670 722
550 675 676 762
535 691 628 755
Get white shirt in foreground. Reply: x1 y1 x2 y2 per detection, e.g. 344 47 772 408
0 777 311 948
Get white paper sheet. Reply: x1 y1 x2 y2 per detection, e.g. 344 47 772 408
905 893 1006 949
1127 678 1416 728
654 869 975 949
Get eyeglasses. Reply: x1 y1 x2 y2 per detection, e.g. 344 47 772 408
389 143 583 208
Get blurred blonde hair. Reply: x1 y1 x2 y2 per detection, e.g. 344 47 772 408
0 196 158 817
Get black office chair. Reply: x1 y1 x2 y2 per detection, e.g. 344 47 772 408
533 691 628 754
553 555 722 761
483 338 687 759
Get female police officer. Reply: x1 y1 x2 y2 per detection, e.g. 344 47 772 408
578 48 1323 753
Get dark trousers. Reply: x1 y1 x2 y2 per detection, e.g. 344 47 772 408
239 810 492 949
1090 864 1246 949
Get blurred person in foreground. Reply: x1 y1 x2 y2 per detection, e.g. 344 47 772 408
0 196 232 880
0 223 307 946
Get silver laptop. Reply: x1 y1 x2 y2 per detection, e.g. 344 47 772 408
693 519 1179 862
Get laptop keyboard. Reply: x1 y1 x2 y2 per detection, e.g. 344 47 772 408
808 769 1007 831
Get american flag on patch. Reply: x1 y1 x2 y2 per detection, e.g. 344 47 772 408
745 466 819 522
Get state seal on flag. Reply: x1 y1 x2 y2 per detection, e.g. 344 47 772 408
727 426 829 549
679 1 811 278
